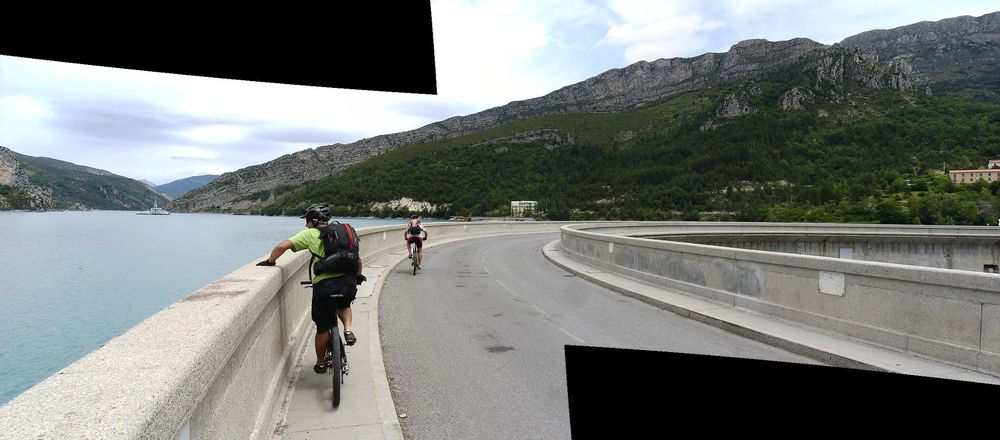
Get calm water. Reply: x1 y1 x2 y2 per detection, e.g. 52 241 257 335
0 211 418 404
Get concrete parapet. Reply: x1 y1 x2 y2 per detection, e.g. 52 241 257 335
559 221 1000 376
0 221 565 440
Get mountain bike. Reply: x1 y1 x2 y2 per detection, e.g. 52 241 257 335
324 317 349 407
301 281 350 408
411 237 425 275
412 245 420 275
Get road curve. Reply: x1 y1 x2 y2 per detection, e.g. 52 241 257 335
379 233 822 440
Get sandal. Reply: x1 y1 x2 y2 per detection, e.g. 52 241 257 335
344 331 357 346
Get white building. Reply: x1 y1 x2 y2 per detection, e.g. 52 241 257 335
510 200 538 217
949 169 1000 184
948 159 1000 184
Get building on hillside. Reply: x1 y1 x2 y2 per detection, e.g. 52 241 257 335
510 200 538 217
949 168 1000 184
948 160 1000 184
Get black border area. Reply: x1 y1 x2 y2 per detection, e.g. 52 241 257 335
565 345 996 437
0 3 437 95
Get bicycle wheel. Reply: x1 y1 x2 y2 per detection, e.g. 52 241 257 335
331 329 343 407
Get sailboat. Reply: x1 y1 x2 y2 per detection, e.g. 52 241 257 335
136 200 170 215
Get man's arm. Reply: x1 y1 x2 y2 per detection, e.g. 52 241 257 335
260 239 294 265
355 257 368 284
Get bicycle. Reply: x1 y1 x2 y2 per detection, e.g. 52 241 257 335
412 242 421 275
301 281 350 408
411 236 426 275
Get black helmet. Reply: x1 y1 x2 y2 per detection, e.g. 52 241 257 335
410 214 419 219
300 203 331 222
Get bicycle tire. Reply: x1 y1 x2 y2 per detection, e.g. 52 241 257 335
331 329 343 407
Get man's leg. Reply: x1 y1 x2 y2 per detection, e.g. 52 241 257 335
337 306 356 345
311 292 336 371
315 327 330 365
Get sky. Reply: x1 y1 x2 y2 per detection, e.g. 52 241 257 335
1 1 998 186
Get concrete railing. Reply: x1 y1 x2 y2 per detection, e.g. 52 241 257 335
0 221 565 440
629 222 1000 272
559 221 1000 376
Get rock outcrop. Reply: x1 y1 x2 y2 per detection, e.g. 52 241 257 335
840 11 1000 95
781 87 814 110
0 146 53 210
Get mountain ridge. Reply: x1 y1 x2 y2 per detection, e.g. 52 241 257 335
161 11 997 213
155 174 219 199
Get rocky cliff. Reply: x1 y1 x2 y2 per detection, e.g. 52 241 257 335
168 11 1000 213
840 11 1000 100
0 146 53 210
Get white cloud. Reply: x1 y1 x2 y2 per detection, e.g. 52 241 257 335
431 0 550 106
179 125 248 144
0 95 53 119
430 0 616 108
0 95 57 154
599 0 725 62
166 146 218 161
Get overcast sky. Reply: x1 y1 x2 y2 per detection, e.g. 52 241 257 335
2 1 997 185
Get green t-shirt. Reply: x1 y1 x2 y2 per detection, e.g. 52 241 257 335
288 227 347 283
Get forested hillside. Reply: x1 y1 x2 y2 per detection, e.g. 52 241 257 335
260 65 1000 225
0 147 168 211
244 12 1000 225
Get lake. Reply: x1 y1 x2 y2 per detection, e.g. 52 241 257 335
0 210 419 404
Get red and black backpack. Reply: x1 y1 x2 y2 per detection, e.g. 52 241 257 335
310 221 360 275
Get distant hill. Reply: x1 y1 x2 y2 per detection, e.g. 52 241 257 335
155 175 218 199
0 146 168 211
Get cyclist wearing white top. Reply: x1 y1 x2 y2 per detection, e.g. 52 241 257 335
404 214 428 260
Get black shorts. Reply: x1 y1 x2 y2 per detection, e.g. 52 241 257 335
311 275 357 332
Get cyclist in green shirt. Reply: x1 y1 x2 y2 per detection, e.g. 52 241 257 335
257 204 365 373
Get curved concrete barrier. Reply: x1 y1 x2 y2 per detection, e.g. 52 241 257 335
559 221 1000 377
0 221 567 440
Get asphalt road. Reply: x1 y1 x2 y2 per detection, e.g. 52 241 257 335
379 233 823 440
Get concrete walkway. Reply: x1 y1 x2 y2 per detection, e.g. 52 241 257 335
269 243 411 440
268 233 1000 440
